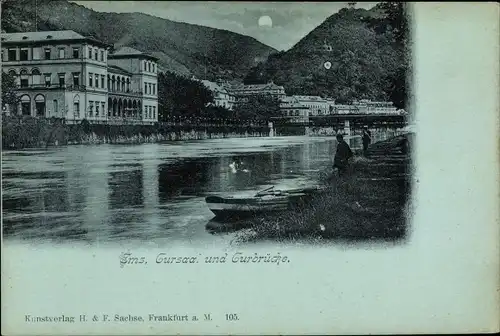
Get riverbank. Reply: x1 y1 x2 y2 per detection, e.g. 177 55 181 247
1 115 270 149
240 133 415 243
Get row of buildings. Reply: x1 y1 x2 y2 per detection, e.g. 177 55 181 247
1 29 401 125
199 79 286 111
1 30 158 124
199 78 401 122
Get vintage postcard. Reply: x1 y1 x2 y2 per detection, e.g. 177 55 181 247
1 1 499 335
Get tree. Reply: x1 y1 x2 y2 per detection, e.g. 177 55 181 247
1 71 18 111
157 71 214 120
233 95 281 120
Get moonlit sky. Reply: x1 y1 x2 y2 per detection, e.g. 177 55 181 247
70 1 378 51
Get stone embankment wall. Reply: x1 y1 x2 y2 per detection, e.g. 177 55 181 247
1 116 271 149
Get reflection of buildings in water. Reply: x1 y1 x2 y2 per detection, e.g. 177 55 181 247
142 148 159 217
66 166 87 213
157 159 213 201
79 148 111 239
301 142 311 172
216 156 232 191
63 147 111 239
108 165 145 234
109 166 144 209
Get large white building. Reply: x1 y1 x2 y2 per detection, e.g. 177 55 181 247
289 95 335 116
279 95 336 121
1 30 158 124
279 96 310 123
200 79 236 110
352 99 398 114
226 81 286 103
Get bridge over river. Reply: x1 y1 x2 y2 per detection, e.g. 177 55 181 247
270 113 409 136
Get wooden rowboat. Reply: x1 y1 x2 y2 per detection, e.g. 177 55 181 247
205 186 324 220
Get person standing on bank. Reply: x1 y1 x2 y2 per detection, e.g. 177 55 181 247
333 133 353 176
362 126 372 155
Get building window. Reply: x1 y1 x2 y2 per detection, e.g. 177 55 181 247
101 75 105 89
100 50 104 62
153 106 156 120
20 70 29 88
32 47 41 60
58 74 65 87
31 69 41 85
8 49 17 61
144 83 147 94
95 74 99 88
89 101 94 117
44 48 51 59
74 101 80 117
147 62 151 72
101 102 105 116
20 95 31 116
73 47 79 59
73 73 80 87
152 84 156 95
58 48 65 59
34 95 46 116
153 64 155 73
89 73 93 87
44 74 51 87
53 99 58 115
20 48 29 61
94 48 98 60
95 101 100 116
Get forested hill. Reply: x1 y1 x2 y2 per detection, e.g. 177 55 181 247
1 0 277 80
243 3 410 108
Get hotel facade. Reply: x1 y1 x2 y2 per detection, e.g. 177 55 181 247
1 30 159 124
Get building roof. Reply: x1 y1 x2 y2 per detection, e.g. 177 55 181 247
280 96 307 108
107 65 131 76
0 30 110 48
293 95 327 102
1 30 84 42
229 82 284 92
109 46 159 61
112 46 144 56
201 80 228 94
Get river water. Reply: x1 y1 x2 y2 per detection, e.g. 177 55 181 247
2 131 397 247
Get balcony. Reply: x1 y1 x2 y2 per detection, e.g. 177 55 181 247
14 83 89 91
107 87 143 96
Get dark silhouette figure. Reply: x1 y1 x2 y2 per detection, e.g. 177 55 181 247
362 126 372 155
333 134 353 176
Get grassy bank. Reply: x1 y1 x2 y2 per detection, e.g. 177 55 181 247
240 133 414 243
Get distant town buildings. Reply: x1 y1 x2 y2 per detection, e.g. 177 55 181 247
352 99 398 114
279 95 400 121
1 30 158 124
226 81 285 103
200 80 236 110
288 95 336 116
279 95 336 122
279 96 310 123
199 79 286 108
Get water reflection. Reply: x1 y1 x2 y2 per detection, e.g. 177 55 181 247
2 132 402 245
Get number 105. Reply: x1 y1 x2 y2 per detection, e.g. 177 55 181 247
225 313 239 321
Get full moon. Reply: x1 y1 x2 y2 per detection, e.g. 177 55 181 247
258 15 273 27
